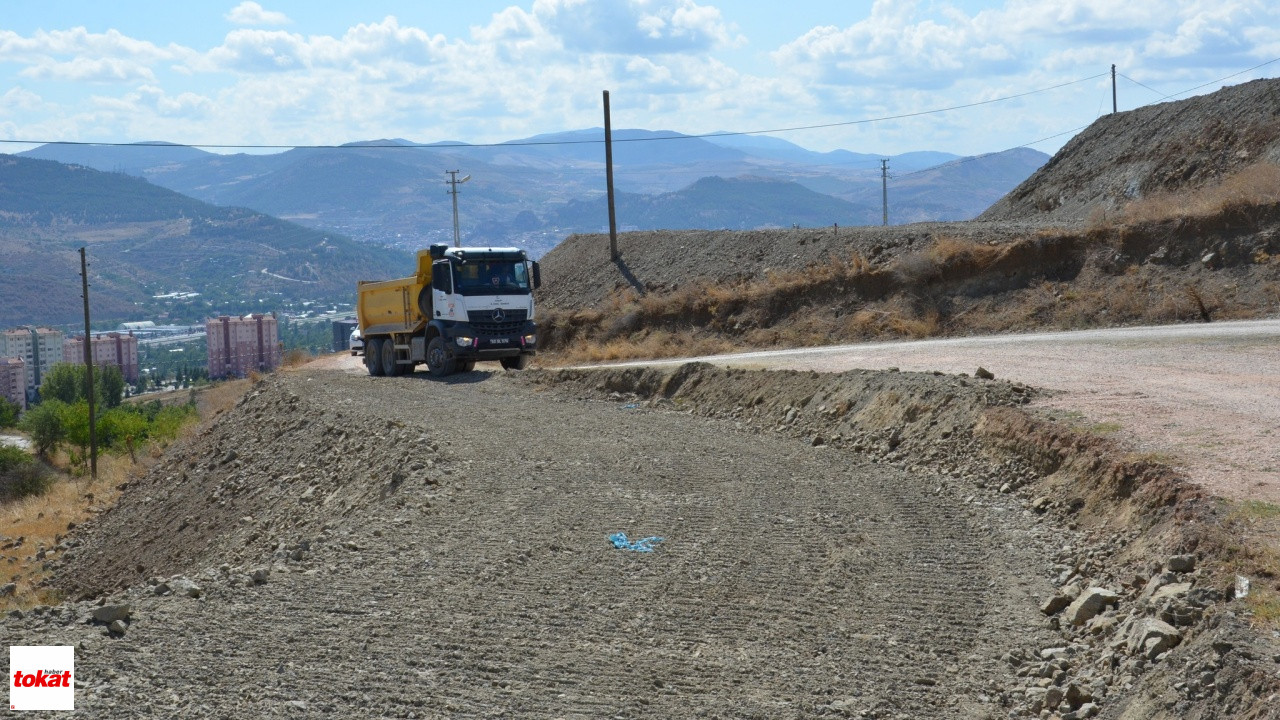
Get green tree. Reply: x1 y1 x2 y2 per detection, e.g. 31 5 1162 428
39 364 81 404
98 407 150 449
99 366 124 408
0 397 20 429
37 363 125 409
59 401 92 456
19 400 67 459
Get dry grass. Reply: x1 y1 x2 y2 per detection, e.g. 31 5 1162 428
194 378 252 421
1245 588 1280 625
538 186 1279 366
1115 162 1280 226
1 454 135 609
0 377 253 611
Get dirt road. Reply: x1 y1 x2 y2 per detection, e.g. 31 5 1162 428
583 319 1280 505
20 365 1062 719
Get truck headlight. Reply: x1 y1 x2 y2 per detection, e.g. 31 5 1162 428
455 336 474 348
523 334 537 345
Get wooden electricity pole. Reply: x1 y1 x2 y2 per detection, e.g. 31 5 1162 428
603 90 619 261
880 159 890 226
1112 64 1117 114
79 247 97 480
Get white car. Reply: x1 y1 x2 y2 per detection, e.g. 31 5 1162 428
350 327 364 356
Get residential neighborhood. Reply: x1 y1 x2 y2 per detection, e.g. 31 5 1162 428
0 314 285 410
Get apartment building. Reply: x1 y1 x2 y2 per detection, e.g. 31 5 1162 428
0 357 26 410
0 327 64 397
206 314 282 379
63 332 140 383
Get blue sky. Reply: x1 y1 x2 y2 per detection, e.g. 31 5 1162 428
2 1 1278 156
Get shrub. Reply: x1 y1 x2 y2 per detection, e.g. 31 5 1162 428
0 446 52 502
18 400 66 459
0 397 19 429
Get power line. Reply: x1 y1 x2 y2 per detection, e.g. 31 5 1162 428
892 55 1280 180
0 72 1108 152
894 124 1091 181
1117 73 1164 98
1146 56 1280 103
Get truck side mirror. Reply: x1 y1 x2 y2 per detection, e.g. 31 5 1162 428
532 261 541 290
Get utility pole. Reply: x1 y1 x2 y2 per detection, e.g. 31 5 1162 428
79 247 97 480
1111 64 1117 114
446 170 471 247
880 159 890 226
603 90 619 262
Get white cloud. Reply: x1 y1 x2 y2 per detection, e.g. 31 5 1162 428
19 57 157 83
225 2 292 27
0 87 45 114
2 1 1278 156
0 27 190 64
531 0 739 54
772 1 1024 90
201 18 451 74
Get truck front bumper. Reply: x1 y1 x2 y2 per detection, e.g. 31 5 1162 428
443 321 537 359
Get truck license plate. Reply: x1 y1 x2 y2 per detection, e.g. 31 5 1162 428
490 339 509 344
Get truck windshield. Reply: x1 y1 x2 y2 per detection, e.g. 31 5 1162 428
453 260 531 296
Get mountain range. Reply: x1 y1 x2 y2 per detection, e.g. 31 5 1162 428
0 155 407 328
18 131 1049 257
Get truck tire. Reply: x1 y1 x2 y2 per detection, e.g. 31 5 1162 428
426 336 456 377
500 354 530 371
381 339 402 377
367 339 385 376
457 360 476 373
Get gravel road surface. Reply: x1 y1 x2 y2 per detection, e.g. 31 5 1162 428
582 319 1280 505
15 365 1063 719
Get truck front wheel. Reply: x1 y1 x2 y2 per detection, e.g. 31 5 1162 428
500 354 530 371
426 336 456 377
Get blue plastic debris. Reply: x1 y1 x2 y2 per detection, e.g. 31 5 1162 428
620 403 640 410
609 532 664 552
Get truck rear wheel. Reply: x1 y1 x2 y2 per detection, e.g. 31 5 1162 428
381 339 402 377
367 339 385 376
426 336 456 377
500 354 530 371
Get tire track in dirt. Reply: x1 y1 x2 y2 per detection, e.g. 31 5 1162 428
14 368 1060 718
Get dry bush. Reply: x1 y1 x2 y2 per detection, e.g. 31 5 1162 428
282 348 314 368
893 236 1005 287
928 236 1004 268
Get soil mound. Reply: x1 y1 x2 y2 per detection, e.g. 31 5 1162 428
982 78 1280 224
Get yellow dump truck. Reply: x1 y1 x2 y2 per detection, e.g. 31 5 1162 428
356 243 540 377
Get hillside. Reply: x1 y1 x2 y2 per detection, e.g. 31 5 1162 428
534 79 1280 361
0 155 409 328
982 78 1280 224
21 133 1048 255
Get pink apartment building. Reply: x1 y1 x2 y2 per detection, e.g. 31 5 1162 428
206 314 282 379
0 356 26 410
63 332 140 383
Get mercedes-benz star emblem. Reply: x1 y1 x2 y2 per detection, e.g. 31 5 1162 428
491 309 506 322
